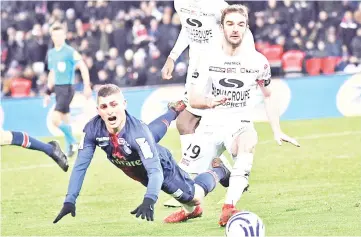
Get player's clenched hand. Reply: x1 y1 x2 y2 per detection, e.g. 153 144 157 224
208 95 228 108
161 57 175 80
130 198 155 221
274 132 300 147
53 202 76 224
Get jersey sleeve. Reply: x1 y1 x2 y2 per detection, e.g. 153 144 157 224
70 47 82 64
169 26 189 61
218 0 229 9
174 0 181 12
47 50 54 70
215 0 229 22
189 54 211 93
133 123 164 202
169 0 190 61
256 55 271 87
64 122 96 204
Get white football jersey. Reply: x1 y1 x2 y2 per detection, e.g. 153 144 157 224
174 0 228 62
190 46 271 125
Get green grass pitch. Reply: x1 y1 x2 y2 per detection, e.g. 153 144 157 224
1 117 361 236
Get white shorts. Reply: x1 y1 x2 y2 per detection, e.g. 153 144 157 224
178 120 256 174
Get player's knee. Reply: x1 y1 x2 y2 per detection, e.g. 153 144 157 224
52 111 63 126
176 113 198 135
232 130 258 155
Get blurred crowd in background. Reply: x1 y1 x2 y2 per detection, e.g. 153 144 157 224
1 0 361 97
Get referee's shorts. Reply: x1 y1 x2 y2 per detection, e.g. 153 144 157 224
54 85 75 113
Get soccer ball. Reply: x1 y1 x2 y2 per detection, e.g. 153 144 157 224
225 211 265 237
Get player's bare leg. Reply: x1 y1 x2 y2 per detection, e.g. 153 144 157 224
164 161 231 223
176 109 201 150
219 128 258 227
52 110 63 127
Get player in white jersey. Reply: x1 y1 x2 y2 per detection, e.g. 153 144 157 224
183 4 300 226
161 0 255 208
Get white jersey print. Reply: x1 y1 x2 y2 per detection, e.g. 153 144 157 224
190 45 271 125
174 0 228 62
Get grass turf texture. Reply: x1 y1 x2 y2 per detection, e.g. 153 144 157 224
1 117 360 236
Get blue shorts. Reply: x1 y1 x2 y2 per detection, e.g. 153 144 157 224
160 150 195 204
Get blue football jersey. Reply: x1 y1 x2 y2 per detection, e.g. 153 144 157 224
47 43 81 85
65 111 180 204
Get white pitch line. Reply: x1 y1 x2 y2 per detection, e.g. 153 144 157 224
1 163 58 172
1 130 360 172
258 130 361 145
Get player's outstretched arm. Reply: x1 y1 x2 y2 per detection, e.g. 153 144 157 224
162 26 189 80
74 51 92 98
130 125 164 221
78 60 92 98
44 49 55 106
53 131 96 224
43 70 55 107
258 60 300 147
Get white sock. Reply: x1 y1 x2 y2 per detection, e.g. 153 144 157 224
218 154 232 171
183 203 196 214
224 153 254 206
180 134 194 156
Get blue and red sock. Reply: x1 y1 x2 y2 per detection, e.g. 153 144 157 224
11 131 53 156
194 166 228 196
148 109 177 143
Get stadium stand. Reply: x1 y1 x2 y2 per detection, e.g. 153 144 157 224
1 0 361 97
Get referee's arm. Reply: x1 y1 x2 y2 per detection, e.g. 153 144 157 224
76 59 92 98
47 70 55 90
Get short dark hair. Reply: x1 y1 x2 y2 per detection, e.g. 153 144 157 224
221 4 249 26
52 26 63 31
50 23 65 34
97 84 122 98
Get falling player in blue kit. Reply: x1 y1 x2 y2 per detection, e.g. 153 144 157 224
53 84 230 223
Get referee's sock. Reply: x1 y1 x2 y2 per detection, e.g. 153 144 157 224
58 123 77 145
11 131 53 156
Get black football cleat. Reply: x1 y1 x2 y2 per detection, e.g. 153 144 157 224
212 157 231 188
48 141 69 172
